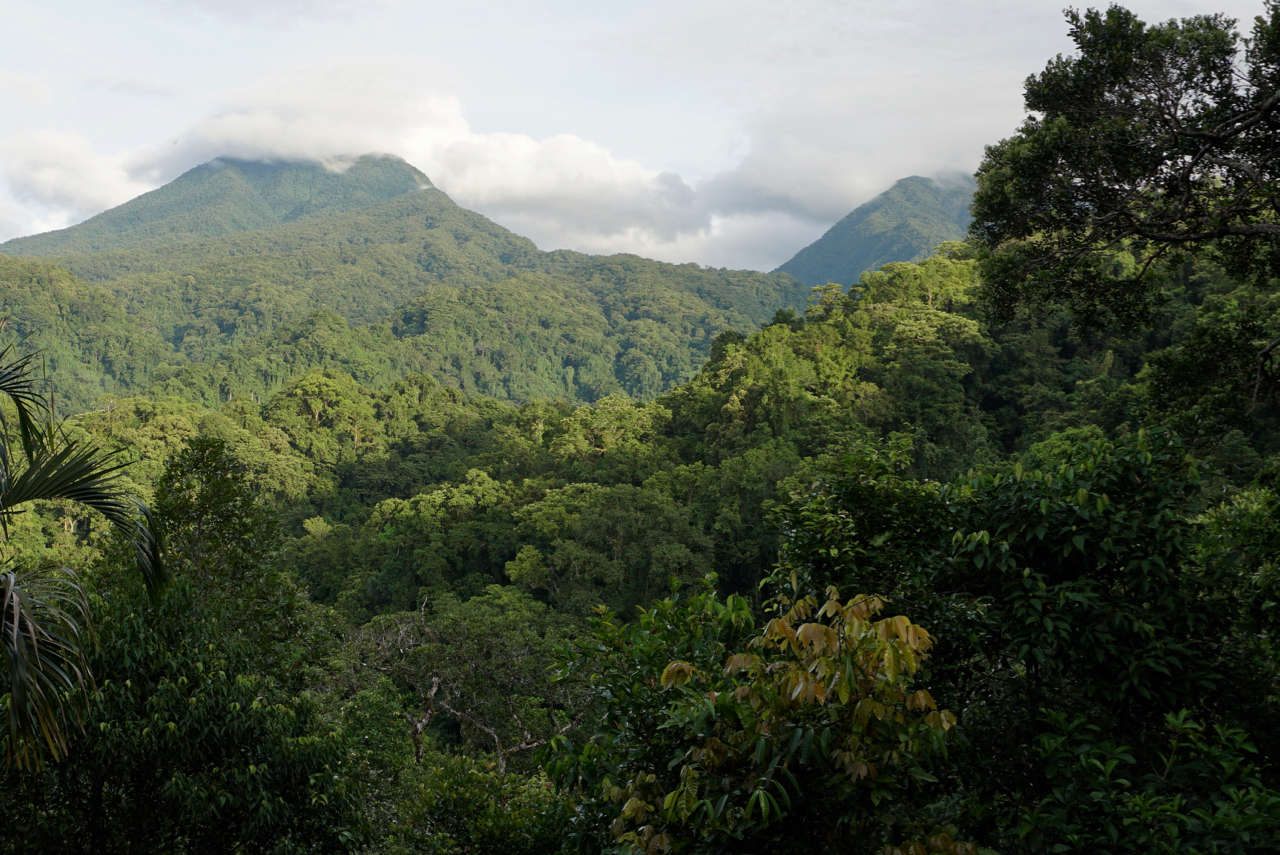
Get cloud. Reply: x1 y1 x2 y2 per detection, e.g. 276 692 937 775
138 0 392 24
433 136 705 241
0 54 957 266
0 130 154 229
1 30 1005 269
130 61 904 265
87 75 179 98
117 62 725 250
0 69 53 107
0 196 28 243
1 61 738 258
598 0 1053 221
699 65 1019 226
533 210 830 272
133 64 470 179
2 0 1272 266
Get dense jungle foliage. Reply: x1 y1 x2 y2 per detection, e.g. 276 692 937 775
3 229 1277 853
3 5 1280 853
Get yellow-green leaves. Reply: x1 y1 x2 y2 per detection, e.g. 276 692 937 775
885 827 982 855
606 582 952 853
660 660 697 690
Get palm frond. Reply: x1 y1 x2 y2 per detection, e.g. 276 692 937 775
0 438 167 595
0 568 92 769
0 345 54 541
0 345 53 463
0 345 165 769
130 505 167 597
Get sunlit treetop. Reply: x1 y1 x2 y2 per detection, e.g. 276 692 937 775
972 2 1280 327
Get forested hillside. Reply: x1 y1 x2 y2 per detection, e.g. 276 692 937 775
776 173 974 286
2 5 1280 855
45 244 1273 615
4 228 1276 853
0 157 808 410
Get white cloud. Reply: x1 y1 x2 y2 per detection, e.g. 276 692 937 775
0 69 53 107
1 61 734 258
0 130 153 229
135 64 470 179
0 55 972 265
698 66 1019 226
102 63 729 254
87 75 179 98
7 1 1265 265
534 210 829 272
593 0 1053 230
139 0 392 24
0 196 28 243
433 134 704 241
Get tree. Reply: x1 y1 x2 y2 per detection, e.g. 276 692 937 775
1145 291 1280 439
0 349 164 768
353 586 582 773
152 436 326 686
391 753 569 855
776 429 1280 850
509 483 712 615
0 573 365 855
1019 710 1280 854
971 3 1280 327
331 470 518 619
544 578 959 855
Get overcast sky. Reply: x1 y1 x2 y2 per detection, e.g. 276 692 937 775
0 0 1266 270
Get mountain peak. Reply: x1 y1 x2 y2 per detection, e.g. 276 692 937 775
0 153 434 257
776 174 975 287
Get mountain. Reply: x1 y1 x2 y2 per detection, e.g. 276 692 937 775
0 155 433 257
0 255 178 412
0 156 808 411
776 174 975 287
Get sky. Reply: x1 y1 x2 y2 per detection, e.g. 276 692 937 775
0 0 1267 270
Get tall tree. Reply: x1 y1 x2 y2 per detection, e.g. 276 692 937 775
0 349 164 767
971 3 1280 327
353 586 582 772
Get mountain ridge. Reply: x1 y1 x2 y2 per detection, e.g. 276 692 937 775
776 174 975 286
1 154 432 256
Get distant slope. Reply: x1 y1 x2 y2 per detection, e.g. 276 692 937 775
0 155 808 409
148 268 747 407
0 256 181 413
777 175 975 286
50 185 546 340
0 154 431 256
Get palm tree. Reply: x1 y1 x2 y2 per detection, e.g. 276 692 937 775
0 347 165 768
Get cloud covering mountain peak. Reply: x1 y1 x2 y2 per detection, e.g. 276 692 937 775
4 0 1260 268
